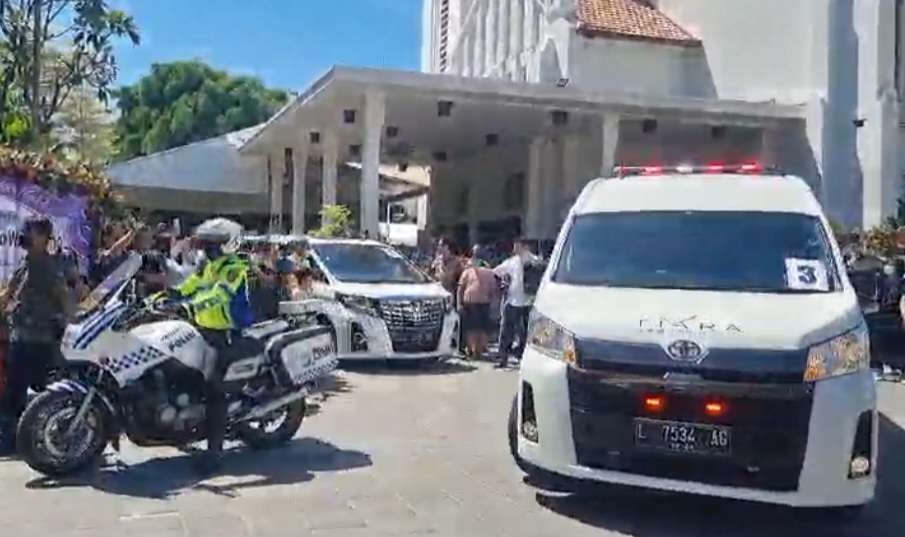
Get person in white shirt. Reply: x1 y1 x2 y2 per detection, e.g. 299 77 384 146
493 239 542 368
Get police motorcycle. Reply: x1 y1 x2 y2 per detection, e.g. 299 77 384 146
16 253 337 477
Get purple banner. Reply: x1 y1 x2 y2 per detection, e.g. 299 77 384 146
0 177 92 282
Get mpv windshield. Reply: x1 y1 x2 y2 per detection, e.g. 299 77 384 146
555 211 839 293
314 243 428 284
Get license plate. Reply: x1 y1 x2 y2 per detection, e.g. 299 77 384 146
634 418 731 456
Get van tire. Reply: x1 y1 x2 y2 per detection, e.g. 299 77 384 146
508 395 574 492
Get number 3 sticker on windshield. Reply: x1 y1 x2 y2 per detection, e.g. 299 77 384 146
785 258 829 291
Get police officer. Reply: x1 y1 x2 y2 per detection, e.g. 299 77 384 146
164 218 255 472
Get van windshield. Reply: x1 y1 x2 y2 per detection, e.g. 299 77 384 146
554 211 839 293
314 243 428 284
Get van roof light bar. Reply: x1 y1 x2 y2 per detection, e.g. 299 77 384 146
613 163 777 178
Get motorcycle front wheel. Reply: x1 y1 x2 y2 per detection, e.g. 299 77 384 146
235 398 306 449
17 390 108 477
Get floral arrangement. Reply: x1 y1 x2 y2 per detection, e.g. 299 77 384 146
862 225 898 257
0 145 116 206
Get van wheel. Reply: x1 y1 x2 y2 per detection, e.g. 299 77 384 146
508 396 574 492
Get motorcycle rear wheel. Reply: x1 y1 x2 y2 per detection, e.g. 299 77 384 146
17 390 108 477
236 398 306 449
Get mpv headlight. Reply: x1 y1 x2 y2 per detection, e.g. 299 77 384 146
336 294 378 316
804 324 870 382
527 311 577 365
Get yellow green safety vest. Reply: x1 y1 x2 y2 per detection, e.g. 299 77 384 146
175 254 253 330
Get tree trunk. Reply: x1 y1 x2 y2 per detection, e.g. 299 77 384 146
29 0 43 139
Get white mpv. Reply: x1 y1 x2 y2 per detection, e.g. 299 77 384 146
510 165 876 512
283 238 460 362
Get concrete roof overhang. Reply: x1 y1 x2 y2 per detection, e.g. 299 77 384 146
239 66 805 165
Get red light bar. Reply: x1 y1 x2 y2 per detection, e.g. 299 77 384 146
613 163 770 178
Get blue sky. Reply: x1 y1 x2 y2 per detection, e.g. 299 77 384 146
112 0 423 91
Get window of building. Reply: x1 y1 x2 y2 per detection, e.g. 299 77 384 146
438 0 451 72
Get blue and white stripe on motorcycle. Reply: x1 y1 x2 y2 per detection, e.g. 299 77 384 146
73 304 127 350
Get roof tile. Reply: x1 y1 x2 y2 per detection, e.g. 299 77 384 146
576 0 701 46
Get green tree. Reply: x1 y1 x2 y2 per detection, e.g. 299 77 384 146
54 85 114 164
114 61 288 160
0 0 140 144
311 205 354 238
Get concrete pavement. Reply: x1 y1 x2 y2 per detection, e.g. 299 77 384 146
0 360 903 536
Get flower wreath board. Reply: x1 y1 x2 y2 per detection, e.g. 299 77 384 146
0 147 113 284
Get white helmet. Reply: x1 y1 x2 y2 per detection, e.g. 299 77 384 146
194 218 243 253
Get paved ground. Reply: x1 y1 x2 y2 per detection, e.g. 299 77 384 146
1 360 904 537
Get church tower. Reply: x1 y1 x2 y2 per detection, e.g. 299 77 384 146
421 0 471 74
421 0 553 81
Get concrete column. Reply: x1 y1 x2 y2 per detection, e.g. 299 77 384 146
510 0 523 60
857 0 900 228
540 137 561 238
292 143 309 235
525 137 545 239
322 130 338 207
562 134 581 199
462 34 473 76
497 0 509 70
270 151 286 234
361 91 385 238
267 155 276 234
600 113 620 177
416 194 429 230
429 163 445 234
861 95 900 228
524 0 536 50
485 0 497 72
474 0 486 76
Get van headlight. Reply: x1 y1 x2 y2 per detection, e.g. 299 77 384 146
527 311 577 365
804 324 870 382
336 294 378 316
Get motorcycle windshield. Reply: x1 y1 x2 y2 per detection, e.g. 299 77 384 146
77 253 143 319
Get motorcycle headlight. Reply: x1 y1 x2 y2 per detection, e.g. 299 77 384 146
527 311 577 365
804 324 870 382
336 294 378 316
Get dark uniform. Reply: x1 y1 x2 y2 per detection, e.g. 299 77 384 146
3 252 72 436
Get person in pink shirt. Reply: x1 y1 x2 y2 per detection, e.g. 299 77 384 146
457 251 499 360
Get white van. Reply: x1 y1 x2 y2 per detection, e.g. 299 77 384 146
510 165 876 512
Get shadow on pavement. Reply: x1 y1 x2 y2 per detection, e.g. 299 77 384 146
340 358 477 376
534 412 905 537
305 373 354 417
24 437 371 500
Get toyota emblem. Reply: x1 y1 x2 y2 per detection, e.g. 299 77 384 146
666 340 706 363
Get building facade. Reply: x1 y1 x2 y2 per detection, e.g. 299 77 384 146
422 0 904 230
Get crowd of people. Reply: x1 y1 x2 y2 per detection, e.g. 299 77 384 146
0 215 317 456
429 237 545 367
0 211 544 458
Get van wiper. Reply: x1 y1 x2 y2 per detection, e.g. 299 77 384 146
738 287 827 294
